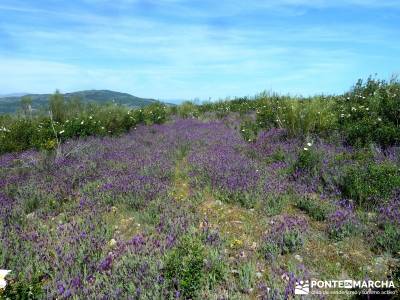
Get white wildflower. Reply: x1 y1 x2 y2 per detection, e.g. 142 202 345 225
304 147 309 151
108 239 117 247
377 117 382 122
307 142 312 147
59 130 65 134
0 270 11 289
80 120 84 125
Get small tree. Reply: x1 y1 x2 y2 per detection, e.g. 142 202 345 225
69 96 84 115
49 90 66 122
20 96 32 118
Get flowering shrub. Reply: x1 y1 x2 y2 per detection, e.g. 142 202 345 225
0 101 169 154
376 194 400 254
143 102 168 124
378 193 400 226
327 201 360 240
1 274 44 299
336 77 400 147
261 215 308 258
292 143 322 175
240 119 259 143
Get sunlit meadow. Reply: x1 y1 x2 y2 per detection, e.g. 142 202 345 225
0 78 400 299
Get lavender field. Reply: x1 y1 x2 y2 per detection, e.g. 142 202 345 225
1 108 399 299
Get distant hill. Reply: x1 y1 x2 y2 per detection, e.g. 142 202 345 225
0 90 165 114
0 93 29 98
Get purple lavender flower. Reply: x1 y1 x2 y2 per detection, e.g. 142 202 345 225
378 191 400 226
262 215 308 257
327 202 360 239
98 255 113 272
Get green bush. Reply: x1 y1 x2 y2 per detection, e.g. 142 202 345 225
177 101 200 119
143 103 167 124
281 231 304 254
262 230 304 258
164 234 206 299
255 96 282 129
336 77 400 147
268 148 286 163
239 119 259 143
0 119 36 153
49 90 67 122
199 97 258 116
260 194 290 216
292 145 322 175
340 162 400 208
375 224 400 255
256 96 337 137
261 241 281 258
295 196 333 221
1 275 44 300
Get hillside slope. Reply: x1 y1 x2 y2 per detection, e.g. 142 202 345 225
0 90 160 114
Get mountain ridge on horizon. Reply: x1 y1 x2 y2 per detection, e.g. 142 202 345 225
0 89 173 114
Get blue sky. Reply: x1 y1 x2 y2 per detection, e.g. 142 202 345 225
0 0 399 101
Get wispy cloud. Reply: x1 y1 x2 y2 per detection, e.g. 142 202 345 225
0 0 399 98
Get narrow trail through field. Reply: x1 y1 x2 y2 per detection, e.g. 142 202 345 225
172 153 263 253
171 157 191 201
